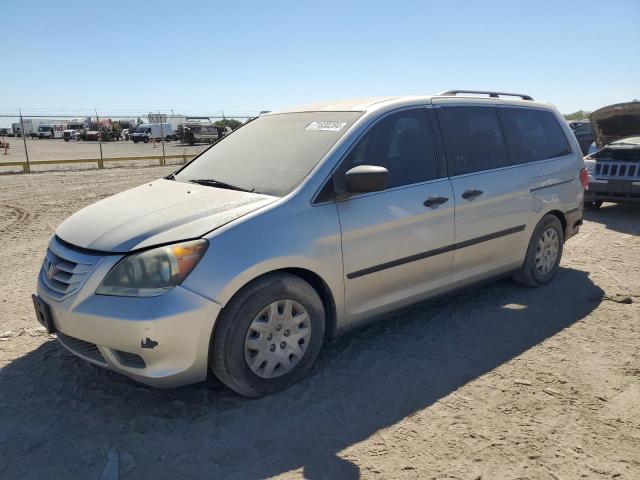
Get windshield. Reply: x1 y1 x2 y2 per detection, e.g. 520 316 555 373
174 111 361 196
135 125 148 133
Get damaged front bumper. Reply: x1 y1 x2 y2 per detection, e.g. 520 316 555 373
36 280 221 388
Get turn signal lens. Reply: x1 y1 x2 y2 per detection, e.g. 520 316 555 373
96 239 208 297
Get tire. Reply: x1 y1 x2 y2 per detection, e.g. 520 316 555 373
210 273 325 397
513 214 564 288
585 201 603 210
143 137 149 144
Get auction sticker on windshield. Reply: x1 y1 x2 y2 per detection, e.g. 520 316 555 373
305 121 348 132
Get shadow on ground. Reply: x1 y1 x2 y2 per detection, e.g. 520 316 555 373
0 267 602 480
584 202 640 236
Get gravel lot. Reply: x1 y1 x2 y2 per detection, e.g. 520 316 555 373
0 165 639 480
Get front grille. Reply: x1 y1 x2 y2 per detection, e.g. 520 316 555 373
595 161 639 179
57 332 106 365
39 236 102 301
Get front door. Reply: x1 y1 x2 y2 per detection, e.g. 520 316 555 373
335 108 455 323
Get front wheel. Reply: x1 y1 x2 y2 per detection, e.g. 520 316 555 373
513 214 564 288
210 273 325 397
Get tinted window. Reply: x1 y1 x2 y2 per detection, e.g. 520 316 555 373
338 109 437 190
175 111 361 197
438 106 509 175
507 108 572 163
573 122 592 135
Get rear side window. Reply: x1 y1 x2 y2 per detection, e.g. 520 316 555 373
338 109 437 190
437 106 509 175
573 123 593 135
504 108 572 163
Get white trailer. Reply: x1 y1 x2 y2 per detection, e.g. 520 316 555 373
12 119 46 137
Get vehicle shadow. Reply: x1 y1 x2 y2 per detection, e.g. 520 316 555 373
584 203 640 236
0 267 602 480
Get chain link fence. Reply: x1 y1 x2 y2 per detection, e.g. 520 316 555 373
0 110 260 173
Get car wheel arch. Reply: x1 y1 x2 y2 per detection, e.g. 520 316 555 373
212 267 338 341
545 209 567 240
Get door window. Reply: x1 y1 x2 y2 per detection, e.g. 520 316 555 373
438 106 510 175
337 109 437 191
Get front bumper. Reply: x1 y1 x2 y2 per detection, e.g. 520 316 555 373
37 280 222 388
586 178 640 203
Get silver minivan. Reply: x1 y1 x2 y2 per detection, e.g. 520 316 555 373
33 91 586 396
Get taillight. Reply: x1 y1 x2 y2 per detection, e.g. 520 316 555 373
580 168 589 190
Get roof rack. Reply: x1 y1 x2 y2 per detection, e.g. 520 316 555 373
437 90 534 101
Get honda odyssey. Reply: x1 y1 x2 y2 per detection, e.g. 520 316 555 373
33 90 586 397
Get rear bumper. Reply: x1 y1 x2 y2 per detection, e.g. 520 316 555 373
564 204 583 241
585 179 640 203
38 283 222 388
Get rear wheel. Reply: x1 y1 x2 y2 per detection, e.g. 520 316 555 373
513 214 564 287
210 273 325 397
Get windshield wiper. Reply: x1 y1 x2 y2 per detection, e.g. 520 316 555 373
188 178 255 193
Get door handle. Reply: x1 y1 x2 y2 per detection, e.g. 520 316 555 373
461 189 483 200
423 196 449 207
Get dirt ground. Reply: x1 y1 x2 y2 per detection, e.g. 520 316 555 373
0 165 639 480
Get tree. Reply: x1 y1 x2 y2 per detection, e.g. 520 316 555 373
564 110 591 120
214 119 243 130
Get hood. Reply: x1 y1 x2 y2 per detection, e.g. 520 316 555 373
56 179 277 252
590 102 640 148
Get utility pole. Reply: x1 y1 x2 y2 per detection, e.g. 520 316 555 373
19 108 30 173
95 109 103 168
158 110 166 166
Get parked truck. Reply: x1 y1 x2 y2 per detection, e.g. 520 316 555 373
180 117 231 145
63 118 90 141
37 123 67 139
117 119 139 140
12 119 46 138
131 123 174 143
85 119 113 141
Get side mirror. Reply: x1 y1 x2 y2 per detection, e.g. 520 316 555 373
345 165 388 193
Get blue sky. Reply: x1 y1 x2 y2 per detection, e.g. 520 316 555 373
1 0 639 116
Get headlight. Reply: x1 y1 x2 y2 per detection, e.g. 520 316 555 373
96 239 208 297
584 158 596 174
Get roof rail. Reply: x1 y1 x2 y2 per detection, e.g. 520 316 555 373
437 90 534 101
